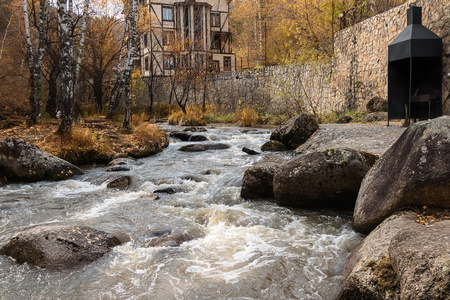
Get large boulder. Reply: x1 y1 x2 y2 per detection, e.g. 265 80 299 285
241 163 279 199
273 148 377 209
339 212 450 300
270 114 318 149
366 96 388 113
353 116 450 234
0 225 122 269
389 220 450 299
0 137 84 183
337 212 415 299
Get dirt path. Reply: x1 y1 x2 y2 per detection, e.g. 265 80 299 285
296 123 406 156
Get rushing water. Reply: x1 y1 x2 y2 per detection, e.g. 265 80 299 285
0 125 363 300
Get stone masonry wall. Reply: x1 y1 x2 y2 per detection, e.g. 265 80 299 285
206 63 333 115
333 0 450 115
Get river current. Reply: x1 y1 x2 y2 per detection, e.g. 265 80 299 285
0 125 362 300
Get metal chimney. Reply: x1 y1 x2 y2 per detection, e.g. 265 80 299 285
388 5 443 124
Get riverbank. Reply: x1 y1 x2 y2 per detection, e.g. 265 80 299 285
0 117 168 166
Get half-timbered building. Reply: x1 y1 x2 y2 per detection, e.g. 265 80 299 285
140 0 235 77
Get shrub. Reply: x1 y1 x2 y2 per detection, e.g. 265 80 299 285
168 105 207 126
133 123 167 147
234 107 261 127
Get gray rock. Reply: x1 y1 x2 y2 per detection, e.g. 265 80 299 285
0 137 84 183
337 212 415 299
362 112 388 123
170 132 191 141
182 127 207 132
261 140 287 152
106 175 131 190
353 116 450 234
241 163 279 199
270 114 318 149
389 220 450 300
0 225 122 269
189 135 207 142
242 147 259 155
273 148 377 209
153 187 183 194
178 143 230 152
366 96 388 113
108 158 136 166
104 166 131 172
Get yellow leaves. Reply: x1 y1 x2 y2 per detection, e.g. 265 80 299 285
416 206 450 225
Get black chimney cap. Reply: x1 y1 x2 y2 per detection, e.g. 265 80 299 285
388 5 442 62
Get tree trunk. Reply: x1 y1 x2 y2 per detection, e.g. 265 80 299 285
23 0 47 125
123 0 138 128
56 0 74 135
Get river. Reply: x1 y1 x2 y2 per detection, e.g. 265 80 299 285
0 124 363 300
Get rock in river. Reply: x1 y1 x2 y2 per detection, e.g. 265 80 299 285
178 143 230 152
0 225 122 269
273 148 377 209
270 113 318 149
353 116 450 234
0 137 83 183
241 162 279 199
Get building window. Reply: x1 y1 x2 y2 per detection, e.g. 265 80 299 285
143 33 148 48
144 57 149 71
163 31 175 46
164 55 175 69
162 6 173 21
211 33 221 50
212 60 220 72
224 56 231 71
211 13 220 27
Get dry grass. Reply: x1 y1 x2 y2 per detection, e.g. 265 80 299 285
234 107 262 127
168 106 207 126
133 123 166 146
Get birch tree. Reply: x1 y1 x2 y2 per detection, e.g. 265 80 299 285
106 0 138 128
23 0 47 125
56 0 90 135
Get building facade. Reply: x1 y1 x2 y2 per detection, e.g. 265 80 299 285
140 0 235 77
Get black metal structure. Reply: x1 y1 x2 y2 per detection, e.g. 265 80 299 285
388 5 442 125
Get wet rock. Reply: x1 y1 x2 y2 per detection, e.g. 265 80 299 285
182 127 207 132
153 187 183 194
178 143 230 152
270 113 318 149
202 170 221 175
353 116 450 234
242 147 259 155
337 212 415 299
366 96 388 113
180 175 204 182
108 157 136 166
106 175 131 190
170 132 191 141
274 148 377 209
104 166 131 172
362 112 388 123
189 135 207 142
261 140 287 152
241 129 267 134
0 225 122 269
241 163 279 199
0 137 84 183
389 220 450 300
147 233 194 247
